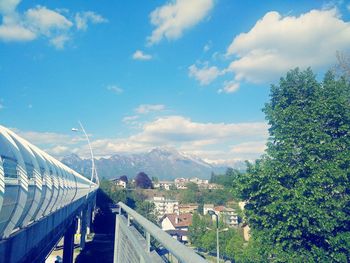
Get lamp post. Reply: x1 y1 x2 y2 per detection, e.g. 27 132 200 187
72 121 99 193
208 210 219 263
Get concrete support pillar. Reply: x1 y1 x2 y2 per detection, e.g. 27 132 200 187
86 204 92 235
80 208 87 250
63 218 77 263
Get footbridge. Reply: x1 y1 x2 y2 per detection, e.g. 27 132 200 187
0 125 98 263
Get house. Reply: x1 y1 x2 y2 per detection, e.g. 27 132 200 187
174 177 209 189
214 206 238 227
152 196 179 218
203 204 214 215
204 204 239 227
179 204 198 214
111 178 127 189
174 178 189 189
189 177 209 185
153 180 174 190
161 213 193 242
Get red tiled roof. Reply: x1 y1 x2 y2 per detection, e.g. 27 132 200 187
164 213 193 228
214 205 226 212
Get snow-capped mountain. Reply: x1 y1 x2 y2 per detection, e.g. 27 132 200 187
61 147 245 180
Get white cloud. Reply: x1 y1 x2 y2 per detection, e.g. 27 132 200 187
75 11 107 31
225 9 350 84
231 141 266 154
49 145 70 156
147 0 214 45
135 104 165 114
0 23 36 41
0 2 106 48
0 0 21 14
49 34 69 49
25 6 73 34
122 115 139 123
130 116 268 144
87 116 268 161
107 85 123 94
15 130 74 146
188 63 221 85
203 41 212 52
11 116 269 161
218 81 240 94
132 50 152 60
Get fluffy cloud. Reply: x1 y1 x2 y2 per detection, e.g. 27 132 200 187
147 0 214 44
0 24 36 41
0 0 20 14
188 63 222 85
11 115 268 161
75 11 108 31
25 6 73 34
132 50 152 60
15 129 76 146
135 104 165 114
122 115 139 123
203 41 212 52
130 116 268 144
90 116 268 161
218 81 240 94
107 85 123 94
231 140 266 154
226 9 350 83
0 1 106 48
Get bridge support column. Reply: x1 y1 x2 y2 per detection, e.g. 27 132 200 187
63 218 77 263
86 203 92 235
80 207 87 250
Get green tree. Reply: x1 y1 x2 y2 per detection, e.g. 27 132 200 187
135 172 153 189
234 68 350 262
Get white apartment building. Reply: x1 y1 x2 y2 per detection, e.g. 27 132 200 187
152 197 179 218
153 181 174 190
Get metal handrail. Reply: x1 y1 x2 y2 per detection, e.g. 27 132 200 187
117 202 208 263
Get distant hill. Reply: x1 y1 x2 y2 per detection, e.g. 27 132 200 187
61 147 246 180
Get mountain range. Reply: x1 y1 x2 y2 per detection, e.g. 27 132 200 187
61 147 246 181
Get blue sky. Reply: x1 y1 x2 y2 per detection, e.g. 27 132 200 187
1 0 350 163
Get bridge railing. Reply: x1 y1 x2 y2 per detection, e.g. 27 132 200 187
115 202 208 263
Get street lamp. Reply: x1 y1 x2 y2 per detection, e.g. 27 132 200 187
208 210 220 263
72 121 99 195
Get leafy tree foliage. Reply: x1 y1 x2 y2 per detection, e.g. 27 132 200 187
151 176 159 183
135 172 153 189
233 69 350 262
189 213 245 261
99 178 158 223
210 168 242 187
179 186 232 206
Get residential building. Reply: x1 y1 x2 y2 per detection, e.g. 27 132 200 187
160 213 193 242
153 180 174 190
204 204 239 227
214 206 238 227
111 178 127 189
203 204 214 215
179 204 198 214
189 177 208 184
174 177 209 189
152 196 179 218
174 178 189 189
